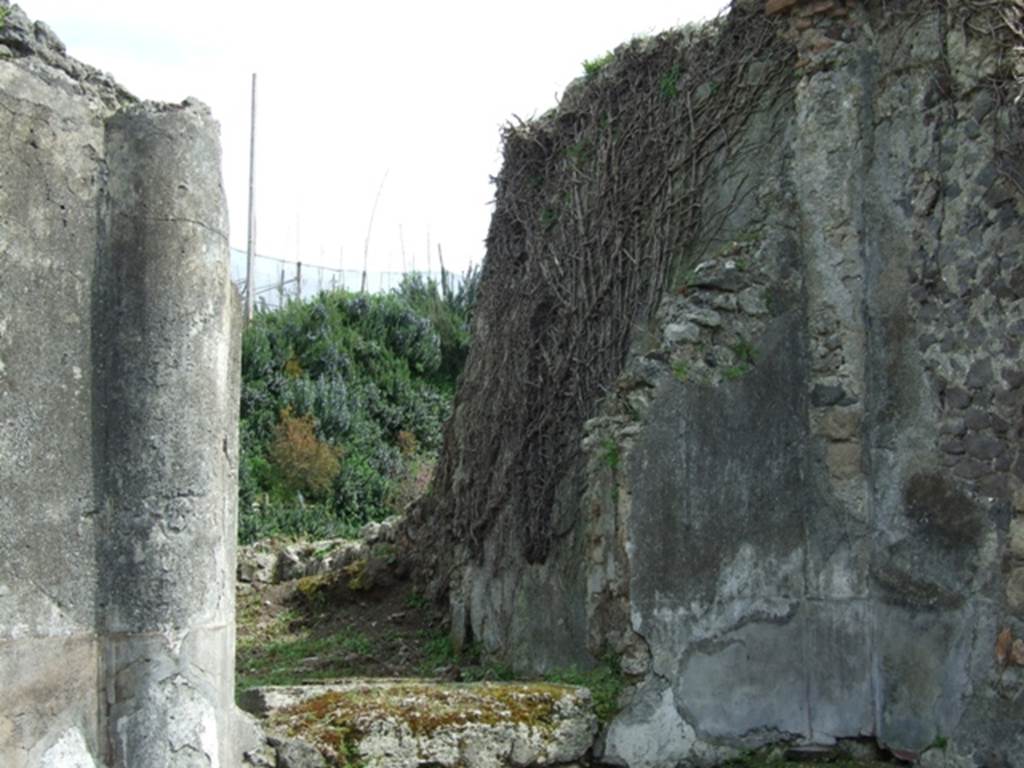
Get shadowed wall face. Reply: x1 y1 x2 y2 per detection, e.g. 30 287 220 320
0 5 240 766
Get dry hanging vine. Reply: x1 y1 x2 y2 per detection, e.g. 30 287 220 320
407 5 794 580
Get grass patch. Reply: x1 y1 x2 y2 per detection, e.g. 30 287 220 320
237 627 373 692
543 658 624 724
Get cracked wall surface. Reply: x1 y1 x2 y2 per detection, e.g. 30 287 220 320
417 2 1024 766
0 3 240 766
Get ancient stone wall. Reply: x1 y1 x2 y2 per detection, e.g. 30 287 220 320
0 4 240 766
412 2 1024 765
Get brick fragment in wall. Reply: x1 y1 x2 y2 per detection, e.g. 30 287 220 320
1013 639 1024 666
797 0 838 17
1010 518 1024 559
817 407 860 442
765 0 801 14
826 442 861 481
1007 569 1024 613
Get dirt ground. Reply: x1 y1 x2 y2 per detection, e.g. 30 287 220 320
236 555 461 694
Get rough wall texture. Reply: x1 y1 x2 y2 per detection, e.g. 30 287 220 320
0 4 240 766
410 1 1024 765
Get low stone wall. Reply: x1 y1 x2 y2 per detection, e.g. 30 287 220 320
0 4 240 766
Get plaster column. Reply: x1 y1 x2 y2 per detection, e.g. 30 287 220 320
97 100 240 767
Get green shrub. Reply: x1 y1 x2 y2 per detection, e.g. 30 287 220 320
238 282 476 544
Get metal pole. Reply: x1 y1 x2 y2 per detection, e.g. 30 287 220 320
362 170 388 294
296 261 302 301
244 73 257 320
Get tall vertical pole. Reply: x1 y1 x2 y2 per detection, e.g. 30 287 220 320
244 73 257 320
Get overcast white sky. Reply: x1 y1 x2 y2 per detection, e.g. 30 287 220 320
20 1 727 274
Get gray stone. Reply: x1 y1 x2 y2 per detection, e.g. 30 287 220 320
711 292 739 311
966 359 994 389
40 728 97 768
239 547 278 583
32 21 64 53
238 710 271 764
691 265 747 292
685 307 723 328
944 387 972 409
663 321 701 344
952 458 991 480
602 680 698 768
738 287 769 315
965 433 1004 460
811 383 849 407
274 738 327 768
964 408 990 430
247 681 597 768
1010 518 1024 560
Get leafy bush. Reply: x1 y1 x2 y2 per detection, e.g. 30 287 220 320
239 281 476 544
268 408 341 498
391 265 481 391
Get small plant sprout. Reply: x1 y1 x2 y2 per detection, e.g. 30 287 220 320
583 51 614 78
540 207 559 230
730 338 756 365
660 63 682 99
723 364 749 381
672 361 689 382
601 438 620 471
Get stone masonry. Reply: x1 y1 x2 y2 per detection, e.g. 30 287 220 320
425 2 1024 766
0 4 240 766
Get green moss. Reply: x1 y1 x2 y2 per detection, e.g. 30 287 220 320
342 558 370 591
296 573 329 599
272 681 583 765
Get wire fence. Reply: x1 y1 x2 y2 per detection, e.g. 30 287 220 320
229 248 459 311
